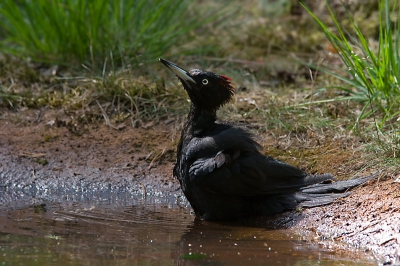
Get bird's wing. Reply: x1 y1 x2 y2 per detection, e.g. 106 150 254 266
185 127 332 196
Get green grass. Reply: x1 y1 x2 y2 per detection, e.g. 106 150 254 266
0 0 232 124
0 0 220 70
302 0 400 130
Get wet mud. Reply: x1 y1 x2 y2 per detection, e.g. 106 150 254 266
0 108 399 265
0 109 180 208
293 177 400 264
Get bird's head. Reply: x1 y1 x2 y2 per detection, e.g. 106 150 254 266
160 58 234 112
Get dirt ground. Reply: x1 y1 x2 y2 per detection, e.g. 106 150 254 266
0 107 399 264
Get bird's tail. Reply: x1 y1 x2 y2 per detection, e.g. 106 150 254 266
295 172 380 208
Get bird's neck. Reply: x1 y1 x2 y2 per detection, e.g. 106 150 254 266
185 104 217 136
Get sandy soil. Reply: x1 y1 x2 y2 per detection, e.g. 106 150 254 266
0 107 399 264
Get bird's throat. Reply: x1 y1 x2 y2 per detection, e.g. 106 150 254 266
186 105 217 136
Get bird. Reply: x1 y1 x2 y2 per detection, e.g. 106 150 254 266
159 58 377 221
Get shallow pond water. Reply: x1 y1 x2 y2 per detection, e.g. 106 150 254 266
0 188 377 265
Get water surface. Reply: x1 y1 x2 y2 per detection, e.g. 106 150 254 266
0 189 377 265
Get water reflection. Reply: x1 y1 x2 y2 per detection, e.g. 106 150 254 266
0 192 376 265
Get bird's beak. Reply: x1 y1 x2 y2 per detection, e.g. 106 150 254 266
159 58 196 85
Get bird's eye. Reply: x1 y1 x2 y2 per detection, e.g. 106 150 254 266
202 79 209 85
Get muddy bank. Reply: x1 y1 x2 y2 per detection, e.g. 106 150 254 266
279 177 400 264
0 108 399 264
0 108 183 209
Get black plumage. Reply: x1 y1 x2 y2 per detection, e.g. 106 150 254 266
160 58 376 221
